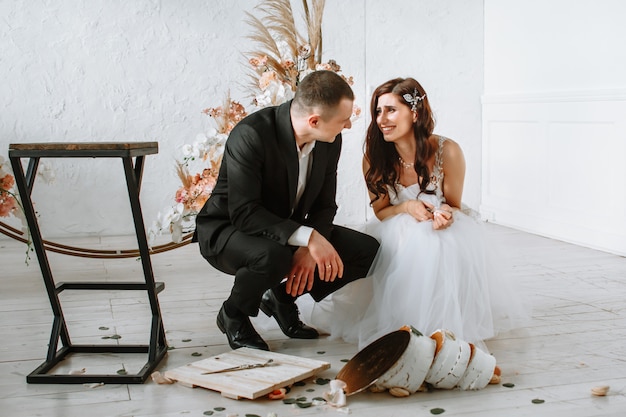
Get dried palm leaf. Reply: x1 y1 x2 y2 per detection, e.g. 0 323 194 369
303 0 325 67
176 163 192 189
244 12 287 77
256 0 302 60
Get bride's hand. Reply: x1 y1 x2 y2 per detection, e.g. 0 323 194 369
432 204 454 230
405 200 434 222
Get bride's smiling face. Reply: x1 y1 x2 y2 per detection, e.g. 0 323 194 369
376 93 417 143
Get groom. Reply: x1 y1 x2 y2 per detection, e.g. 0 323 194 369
194 70 379 351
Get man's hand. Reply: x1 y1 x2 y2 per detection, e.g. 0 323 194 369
285 230 344 297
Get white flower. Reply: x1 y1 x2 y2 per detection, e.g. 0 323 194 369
181 143 194 158
170 219 183 243
255 80 294 107
37 162 55 184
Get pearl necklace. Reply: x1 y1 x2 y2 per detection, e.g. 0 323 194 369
399 156 414 169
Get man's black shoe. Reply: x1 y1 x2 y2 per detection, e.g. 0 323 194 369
260 289 319 339
216 305 269 351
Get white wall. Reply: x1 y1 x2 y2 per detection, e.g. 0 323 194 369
483 0 626 255
0 0 483 239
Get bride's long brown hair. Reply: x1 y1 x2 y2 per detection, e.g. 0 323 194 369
364 78 435 204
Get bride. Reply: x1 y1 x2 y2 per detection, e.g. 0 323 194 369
302 77 530 350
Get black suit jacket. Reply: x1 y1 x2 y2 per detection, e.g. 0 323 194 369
195 100 341 258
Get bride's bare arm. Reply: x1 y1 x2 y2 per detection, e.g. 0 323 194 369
441 139 466 209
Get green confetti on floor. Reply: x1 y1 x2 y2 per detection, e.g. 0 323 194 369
116 369 127 375
182 339 191 342
293 381 306 386
430 408 445 415
316 351 325 354
191 352 202 357
245 414 261 417
213 407 226 411
109 334 121 339
532 399 545 404
282 398 296 404
502 382 515 388
98 326 109 330
296 402 312 408
340 358 349 362
203 411 213 416
312 397 326 402
296 396 308 402
314 377 330 385
306 388 315 392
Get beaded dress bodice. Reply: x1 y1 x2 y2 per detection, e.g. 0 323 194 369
388 136 447 208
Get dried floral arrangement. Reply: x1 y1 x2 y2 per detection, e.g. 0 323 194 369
149 0 357 243
0 156 55 263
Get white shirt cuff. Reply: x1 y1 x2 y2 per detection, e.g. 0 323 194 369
288 226 314 247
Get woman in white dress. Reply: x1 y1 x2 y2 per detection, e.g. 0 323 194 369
305 77 530 350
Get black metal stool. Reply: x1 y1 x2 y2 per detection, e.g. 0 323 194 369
9 142 168 384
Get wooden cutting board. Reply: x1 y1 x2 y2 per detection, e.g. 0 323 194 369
164 348 331 399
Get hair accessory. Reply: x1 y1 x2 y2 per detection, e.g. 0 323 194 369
403 88 426 112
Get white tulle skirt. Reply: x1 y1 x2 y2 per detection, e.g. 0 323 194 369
298 210 531 350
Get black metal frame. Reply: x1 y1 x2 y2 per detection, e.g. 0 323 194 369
8 143 168 384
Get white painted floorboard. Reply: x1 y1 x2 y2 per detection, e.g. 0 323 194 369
1 223 625 416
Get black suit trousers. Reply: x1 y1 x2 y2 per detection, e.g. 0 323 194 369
204 225 379 316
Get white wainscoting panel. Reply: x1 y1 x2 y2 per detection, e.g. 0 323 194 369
481 90 626 256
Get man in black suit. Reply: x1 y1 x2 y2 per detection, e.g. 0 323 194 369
195 70 379 351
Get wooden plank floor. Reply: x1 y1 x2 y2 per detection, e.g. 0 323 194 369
1 223 625 416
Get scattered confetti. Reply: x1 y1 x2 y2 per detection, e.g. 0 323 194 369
182 339 192 342
268 388 286 400
430 408 445 415
306 388 315 392
191 352 202 357
296 402 312 408
314 377 331 385
245 414 261 417
203 412 213 416
531 399 545 404
317 351 326 354
591 385 610 396
282 398 296 404
109 334 121 339
151 371 174 384
98 326 109 330
296 396 308 402
340 359 349 363
116 369 127 375
214 407 226 411
502 383 515 388
293 381 306 386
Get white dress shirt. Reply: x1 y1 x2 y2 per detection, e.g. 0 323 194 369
287 140 315 246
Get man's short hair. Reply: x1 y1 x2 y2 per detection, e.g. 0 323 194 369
292 70 354 119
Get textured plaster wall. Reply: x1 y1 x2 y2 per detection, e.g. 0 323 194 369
0 0 483 239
